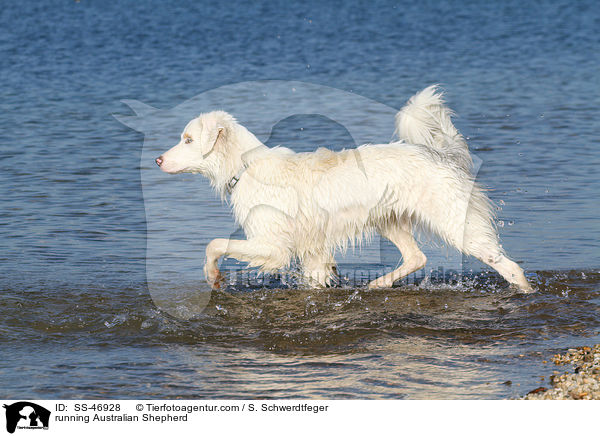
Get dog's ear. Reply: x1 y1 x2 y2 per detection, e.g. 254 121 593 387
199 123 224 157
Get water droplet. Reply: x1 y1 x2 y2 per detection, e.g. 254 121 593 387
215 305 228 315
508 220 514 226
499 200 505 206
498 221 505 227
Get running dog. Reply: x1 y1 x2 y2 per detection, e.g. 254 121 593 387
156 86 532 292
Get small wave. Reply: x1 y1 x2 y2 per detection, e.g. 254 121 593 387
1 269 598 352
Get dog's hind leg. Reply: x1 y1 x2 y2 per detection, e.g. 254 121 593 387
458 203 533 292
368 225 427 289
474 251 533 293
459 222 533 292
204 238 290 289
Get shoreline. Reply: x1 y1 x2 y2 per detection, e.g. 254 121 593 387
523 344 600 400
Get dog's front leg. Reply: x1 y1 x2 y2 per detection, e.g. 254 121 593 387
204 238 228 289
204 237 290 289
301 254 339 287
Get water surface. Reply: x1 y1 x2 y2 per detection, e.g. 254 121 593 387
0 0 599 399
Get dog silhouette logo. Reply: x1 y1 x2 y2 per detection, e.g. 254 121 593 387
3 402 50 433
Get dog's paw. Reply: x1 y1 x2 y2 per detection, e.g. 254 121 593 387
204 264 224 290
368 277 393 289
516 282 535 294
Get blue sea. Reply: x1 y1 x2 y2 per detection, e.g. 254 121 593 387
0 0 599 399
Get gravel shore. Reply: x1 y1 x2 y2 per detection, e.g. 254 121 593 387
524 344 600 400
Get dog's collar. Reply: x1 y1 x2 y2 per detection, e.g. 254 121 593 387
226 165 247 194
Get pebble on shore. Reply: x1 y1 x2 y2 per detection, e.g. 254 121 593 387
524 344 600 400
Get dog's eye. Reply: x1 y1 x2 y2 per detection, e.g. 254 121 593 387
185 137 193 144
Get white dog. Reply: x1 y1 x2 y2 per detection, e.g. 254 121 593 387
156 86 532 292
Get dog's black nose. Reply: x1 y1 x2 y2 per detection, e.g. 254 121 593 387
155 156 163 167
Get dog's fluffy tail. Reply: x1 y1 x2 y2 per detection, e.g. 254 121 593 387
396 85 472 171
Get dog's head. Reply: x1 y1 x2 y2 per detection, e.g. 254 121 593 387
155 110 236 175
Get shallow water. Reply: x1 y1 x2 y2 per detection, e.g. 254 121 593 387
2 271 599 399
1 0 599 399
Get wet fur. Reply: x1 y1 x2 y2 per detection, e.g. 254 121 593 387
157 86 532 292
